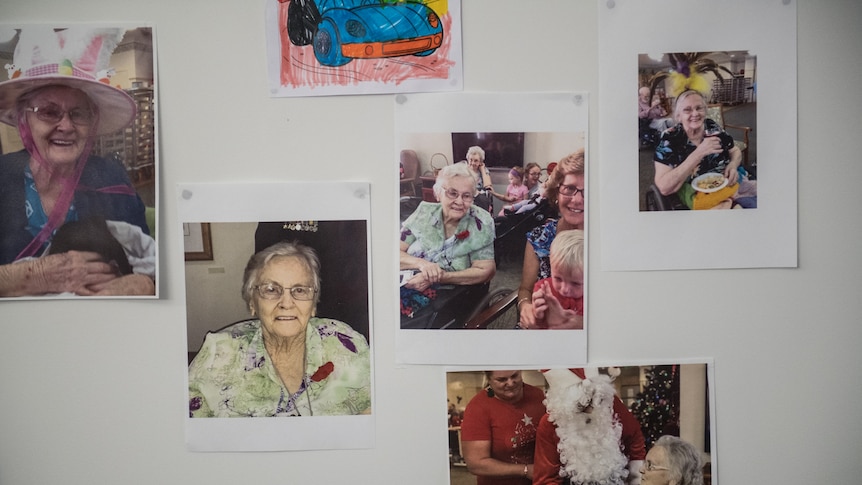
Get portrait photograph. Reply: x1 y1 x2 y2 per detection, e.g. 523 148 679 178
179 182 374 451
599 0 797 271
0 24 158 298
446 362 715 485
395 92 589 367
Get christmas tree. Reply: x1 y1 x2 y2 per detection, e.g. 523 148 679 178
630 365 680 449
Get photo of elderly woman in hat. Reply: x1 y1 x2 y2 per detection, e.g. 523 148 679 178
0 26 155 297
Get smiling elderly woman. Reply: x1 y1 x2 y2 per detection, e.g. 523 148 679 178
188 241 371 417
0 27 154 296
399 162 496 328
653 90 757 210
400 162 496 289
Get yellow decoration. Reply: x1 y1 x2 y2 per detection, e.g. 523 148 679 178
693 183 738 210
668 71 710 97
58 59 73 76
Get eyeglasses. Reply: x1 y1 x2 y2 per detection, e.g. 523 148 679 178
442 187 475 203
559 184 585 197
528 171 541 177
645 461 670 472
254 282 316 301
26 103 94 126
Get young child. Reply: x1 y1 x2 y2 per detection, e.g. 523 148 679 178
493 166 529 216
531 229 584 329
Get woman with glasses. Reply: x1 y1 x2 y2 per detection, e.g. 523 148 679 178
0 27 154 296
653 89 756 209
188 241 371 417
639 435 704 485
399 163 496 327
517 150 586 329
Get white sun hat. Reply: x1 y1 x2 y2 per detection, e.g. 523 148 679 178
0 26 135 135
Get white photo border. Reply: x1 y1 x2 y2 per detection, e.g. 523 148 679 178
177 181 374 452
395 92 589 366
599 0 798 270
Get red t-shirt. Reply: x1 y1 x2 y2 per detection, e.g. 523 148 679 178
533 277 583 314
532 396 647 484
460 383 547 485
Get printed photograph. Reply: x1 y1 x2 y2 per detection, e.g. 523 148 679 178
638 51 757 212
179 181 374 452
399 132 586 331
446 364 713 485
0 25 157 298
186 221 371 418
395 93 589 366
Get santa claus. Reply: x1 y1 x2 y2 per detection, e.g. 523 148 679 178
533 368 646 485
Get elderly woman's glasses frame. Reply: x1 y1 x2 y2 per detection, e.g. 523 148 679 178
559 184 585 197
644 461 670 472
442 186 475 203
26 103 94 126
254 282 316 301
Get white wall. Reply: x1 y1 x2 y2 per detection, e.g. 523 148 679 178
0 1 860 484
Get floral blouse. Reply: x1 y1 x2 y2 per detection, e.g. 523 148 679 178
527 219 558 280
400 201 495 271
188 318 371 417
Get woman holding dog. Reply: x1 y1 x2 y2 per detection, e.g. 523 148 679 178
0 27 153 296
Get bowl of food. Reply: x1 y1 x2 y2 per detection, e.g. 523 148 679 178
691 173 728 193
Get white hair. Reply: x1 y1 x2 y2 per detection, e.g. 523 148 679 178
545 374 629 484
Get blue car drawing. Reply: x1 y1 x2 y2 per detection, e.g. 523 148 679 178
286 0 444 67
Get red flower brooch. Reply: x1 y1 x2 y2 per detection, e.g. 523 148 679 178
455 230 470 240
311 361 335 382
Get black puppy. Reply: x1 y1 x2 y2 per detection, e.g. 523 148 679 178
47 218 133 276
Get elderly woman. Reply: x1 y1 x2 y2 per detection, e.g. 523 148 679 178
0 27 154 296
400 162 496 328
517 150 585 329
188 241 371 417
654 90 756 210
465 145 494 213
640 435 704 485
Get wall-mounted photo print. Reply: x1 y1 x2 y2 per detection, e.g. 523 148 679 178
265 0 463 97
178 182 374 452
395 93 589 367
446 363 715 485
0 24 158 298
638 51 758 212
599 0 797 271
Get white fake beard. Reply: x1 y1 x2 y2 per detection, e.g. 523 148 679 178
545 375 629 485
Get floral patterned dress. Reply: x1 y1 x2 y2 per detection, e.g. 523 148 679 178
400 201 495 271
399 201 495 318
188 318 370 417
